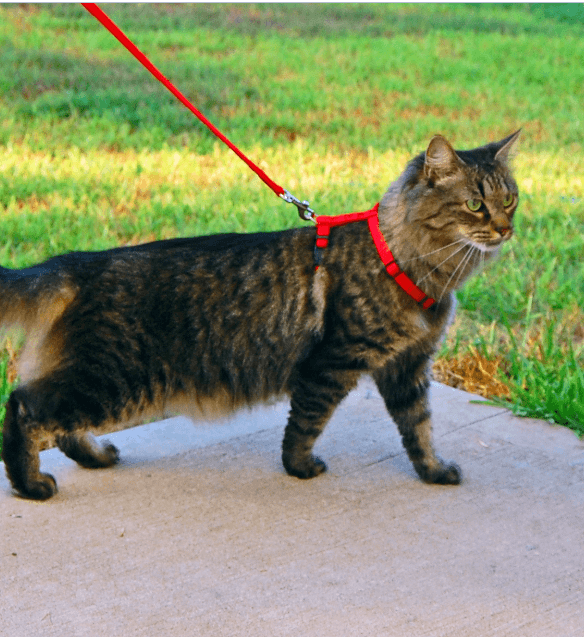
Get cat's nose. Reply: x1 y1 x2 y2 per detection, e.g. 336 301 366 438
496 224 512 237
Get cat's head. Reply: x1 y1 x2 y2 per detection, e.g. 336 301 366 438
379 131 521 300
399 131 521 253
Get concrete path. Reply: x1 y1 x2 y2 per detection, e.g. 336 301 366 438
2 378 583 637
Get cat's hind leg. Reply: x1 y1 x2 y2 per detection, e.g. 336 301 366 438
1 390 57 500
373 360 461 485
56 432 119 469
2 377 121 500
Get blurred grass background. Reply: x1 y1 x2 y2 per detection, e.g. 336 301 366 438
0 3 583 435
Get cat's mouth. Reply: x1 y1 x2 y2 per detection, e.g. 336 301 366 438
466 238 505 253
465 231 513 253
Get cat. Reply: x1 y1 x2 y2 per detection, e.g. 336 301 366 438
1 131 520 500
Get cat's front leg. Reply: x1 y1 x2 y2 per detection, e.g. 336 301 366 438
373 360 461 485
283 366 361 479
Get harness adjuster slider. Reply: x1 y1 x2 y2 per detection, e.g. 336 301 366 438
315 225 330 249
385 260 401 278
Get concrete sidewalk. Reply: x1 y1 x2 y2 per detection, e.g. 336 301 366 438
2 378 583 637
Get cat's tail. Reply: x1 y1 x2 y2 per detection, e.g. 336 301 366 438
0 263 76 338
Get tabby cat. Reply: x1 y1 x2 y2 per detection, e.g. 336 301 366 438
1 131 520 500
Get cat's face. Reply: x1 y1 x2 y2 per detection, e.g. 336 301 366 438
403 131 520 254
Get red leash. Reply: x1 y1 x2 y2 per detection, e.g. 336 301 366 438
81 3 314 220
81 3 434 309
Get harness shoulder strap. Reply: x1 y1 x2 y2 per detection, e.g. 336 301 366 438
314 204 435 310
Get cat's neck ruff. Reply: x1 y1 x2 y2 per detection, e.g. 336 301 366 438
314 204 435 310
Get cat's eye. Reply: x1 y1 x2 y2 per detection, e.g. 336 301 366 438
503 193 514 207
466 199 482 212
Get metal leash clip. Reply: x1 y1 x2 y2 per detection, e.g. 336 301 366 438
280 189 316 222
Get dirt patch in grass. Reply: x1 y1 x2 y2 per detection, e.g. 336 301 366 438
433 351 510 399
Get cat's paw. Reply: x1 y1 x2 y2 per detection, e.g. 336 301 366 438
283 454 328 479
56 434 120 469
84 441 119 468
16 472 58 501
102 442 120 466
416 461 462 485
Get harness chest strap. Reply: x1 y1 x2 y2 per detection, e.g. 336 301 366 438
314 203 435 310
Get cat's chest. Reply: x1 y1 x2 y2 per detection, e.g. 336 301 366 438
337 273 452 357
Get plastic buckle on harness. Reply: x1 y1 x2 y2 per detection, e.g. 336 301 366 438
280 190 315 222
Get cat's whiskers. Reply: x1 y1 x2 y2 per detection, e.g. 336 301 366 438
400 239 467 265
451 246 479 291
437 245 475 302
415 241 470 286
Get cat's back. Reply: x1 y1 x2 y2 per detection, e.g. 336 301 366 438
21 227 306 278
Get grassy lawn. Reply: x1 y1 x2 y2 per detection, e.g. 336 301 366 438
0 3 583 442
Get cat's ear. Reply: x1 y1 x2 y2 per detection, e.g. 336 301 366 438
424 135 465 182
493 129 521 164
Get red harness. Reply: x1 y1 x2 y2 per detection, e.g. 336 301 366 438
314 204 435 310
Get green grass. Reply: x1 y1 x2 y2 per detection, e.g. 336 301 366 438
0 3 583 445
482 321 584 434
0 353 12 432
